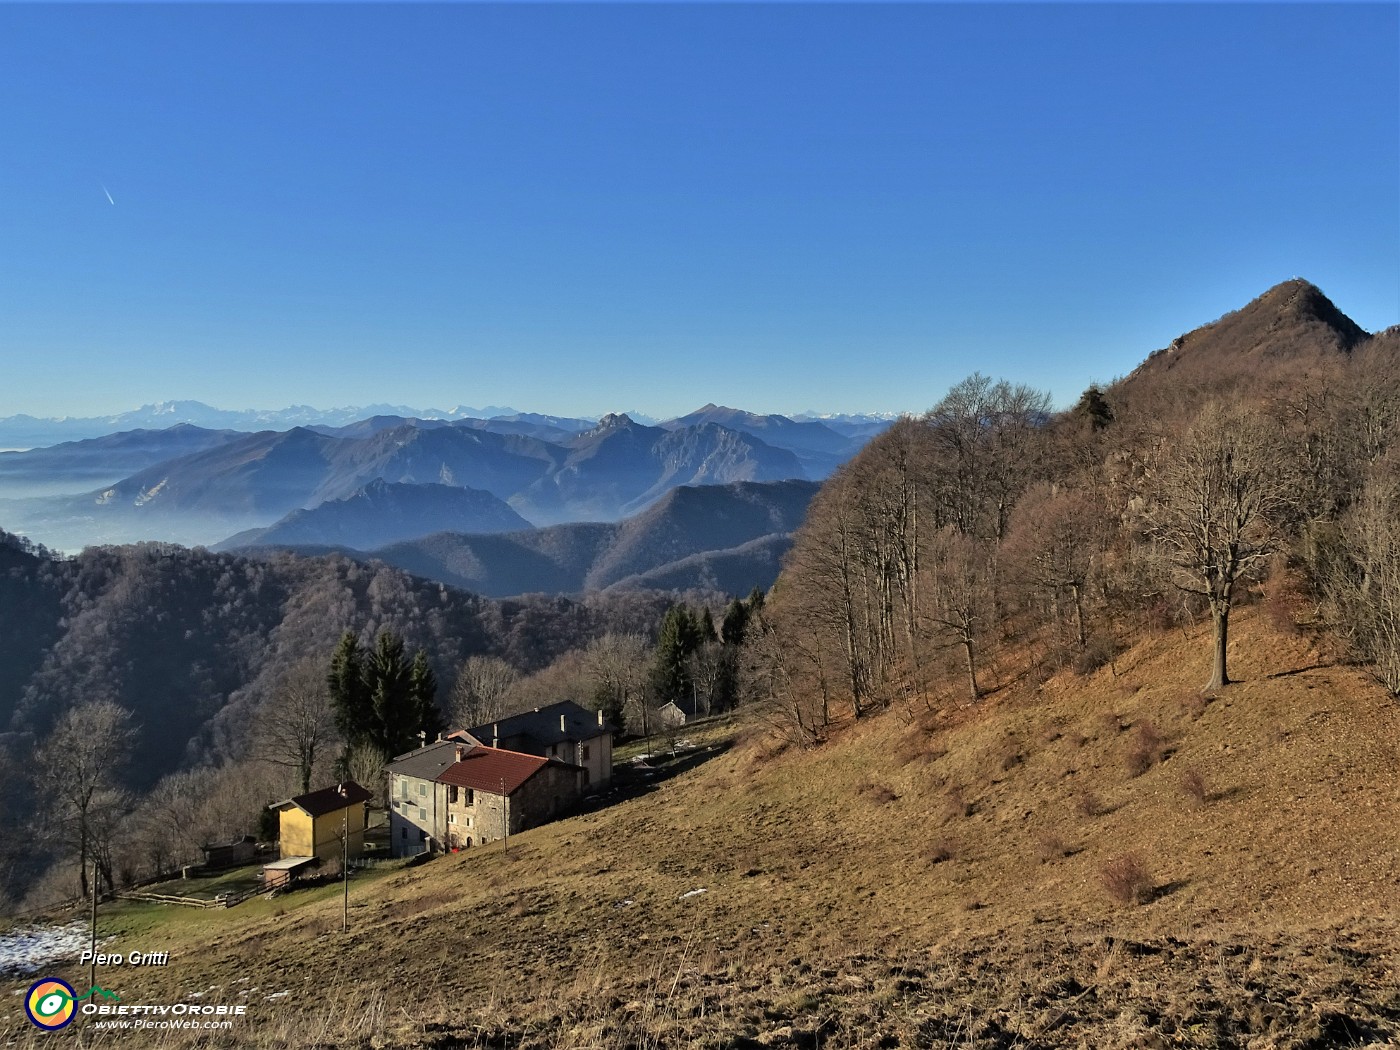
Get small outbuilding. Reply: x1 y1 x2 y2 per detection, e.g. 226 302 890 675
200 835 257 870
268 781 373 865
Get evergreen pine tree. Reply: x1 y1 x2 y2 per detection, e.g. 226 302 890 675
408 648 443 744
367 631 411 757
327 631 372 750
720 599 750 646
648 605 695 707
698 606 717 644
1072 385 1115 431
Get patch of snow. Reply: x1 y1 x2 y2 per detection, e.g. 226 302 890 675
134 478 168 506
0 921 97 976
679 888 708 900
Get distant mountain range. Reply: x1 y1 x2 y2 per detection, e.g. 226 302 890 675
225 479 820 598
218 479 533 551
0 406 879 551
0 401 530 449
0 400 905 452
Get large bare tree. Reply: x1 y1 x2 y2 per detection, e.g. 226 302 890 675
37 700 137 898
448 655 519 729
1003 484 1109 650
1319 456 1400 696
582 633 650 728
253 659 338 794
1146 406 1289 690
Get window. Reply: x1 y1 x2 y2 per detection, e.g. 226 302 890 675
400 827 407 840
399 779 409 799
582 768 590 785
418 783 427 797
418 807 426 820
448 785 459 804
582 745 590 761
448 813 457 824
419 829 426 841
465 816 473 828
466 789 474 806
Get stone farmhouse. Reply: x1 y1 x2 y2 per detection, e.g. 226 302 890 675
386 740 584 856
453 700 616 789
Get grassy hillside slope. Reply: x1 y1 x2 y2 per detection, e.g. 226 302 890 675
5 608 1398 1048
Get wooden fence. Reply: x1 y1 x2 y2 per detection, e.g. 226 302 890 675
115 885 262 910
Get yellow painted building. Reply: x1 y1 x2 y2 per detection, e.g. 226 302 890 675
270 781 373 864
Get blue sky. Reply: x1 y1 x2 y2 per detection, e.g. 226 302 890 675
2 2 1396 420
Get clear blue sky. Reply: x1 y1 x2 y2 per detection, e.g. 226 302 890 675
2 2 1396 420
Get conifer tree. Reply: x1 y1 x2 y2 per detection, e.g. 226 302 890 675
698 606 717 643
408 648 443 745
720 599 750 646
327 631 372 749
649 604 699 707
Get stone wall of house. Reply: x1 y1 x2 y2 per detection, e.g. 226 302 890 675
439 764 584 849
510 763 585 831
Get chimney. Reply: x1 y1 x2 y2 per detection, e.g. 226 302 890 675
454 745 465 762
560 713 567 732
337 783 347 797
492 722 499 749
597 710 604 727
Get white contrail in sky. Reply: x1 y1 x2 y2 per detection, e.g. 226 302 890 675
101 183 115 205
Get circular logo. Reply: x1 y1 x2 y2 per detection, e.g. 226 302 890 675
25 978 77 1030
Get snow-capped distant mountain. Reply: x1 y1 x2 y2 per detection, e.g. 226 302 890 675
788 411 901 442
0 401 525 448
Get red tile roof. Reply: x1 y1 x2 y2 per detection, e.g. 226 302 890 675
435 745 556 795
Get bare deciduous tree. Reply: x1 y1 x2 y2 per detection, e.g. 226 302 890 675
344 742 389 804
1319 457 1400 695
582 633 649 728
253 659 338 794
1145 406 1290 690
448 655 519 729
923 528 996 702
36 700 137 897
1003 484 1108 650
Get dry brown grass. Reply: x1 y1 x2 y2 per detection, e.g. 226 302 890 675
9 609 1399 1048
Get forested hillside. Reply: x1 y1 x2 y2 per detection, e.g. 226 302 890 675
0 536 695 907
337 478 818 596
750 280 1400 739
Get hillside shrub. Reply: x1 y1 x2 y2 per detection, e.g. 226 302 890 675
1073 633 1124 676
928 836 958 864
1179 766 1209 806
944 787 973 820
859 782 899 805
1125 721 1165 777
1100 853 1154 906
1035 831 1070 862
